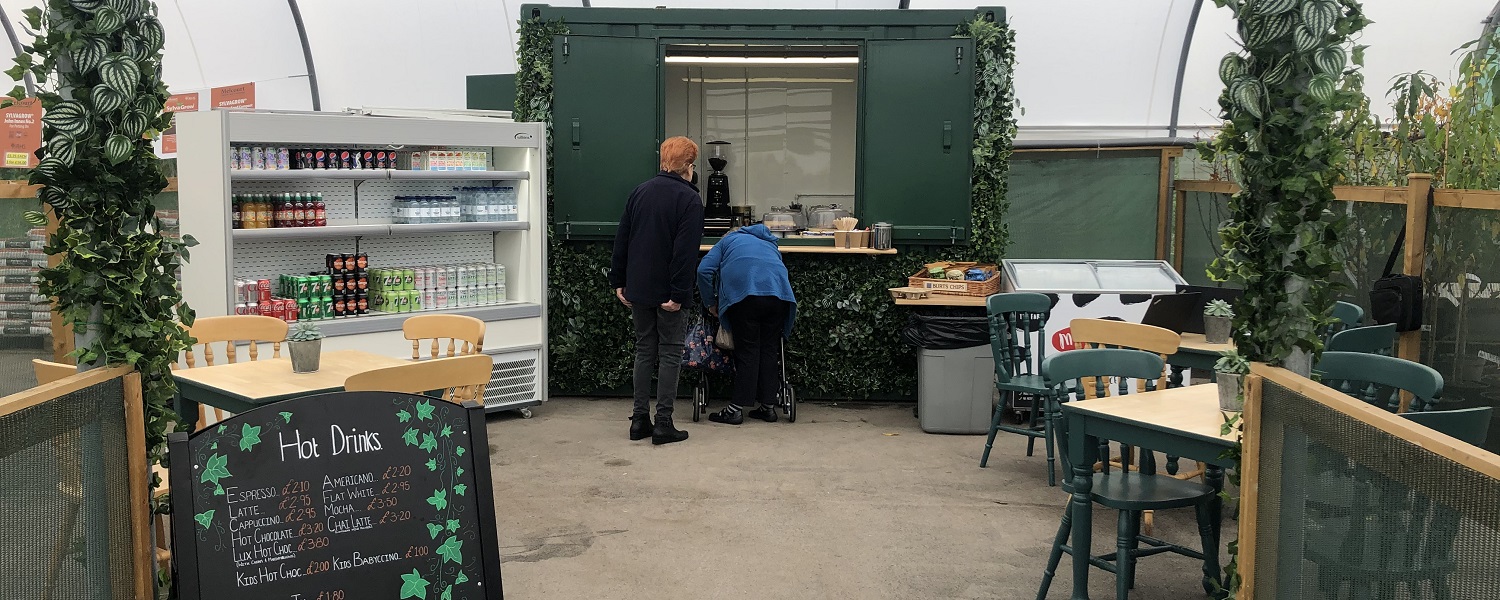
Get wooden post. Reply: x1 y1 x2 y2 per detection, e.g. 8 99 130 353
1156 148 1182 261
45 205 74 364
1399 174 1432 366
123 371 152 600
1173 188 1188 272
1237 373 1264 600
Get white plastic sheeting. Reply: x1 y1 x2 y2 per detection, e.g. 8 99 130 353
0 0 1489 140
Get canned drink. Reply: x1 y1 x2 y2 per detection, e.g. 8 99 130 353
326 253 343 273
314 149 328 169
414 267 428 291
297 298 310 318
356 291 369 314
421 289 435 310
249 146 264 170
454 266 468 289
401 268 415 291
275 147 289 170
434 266 449 289
340 150 354 170
408 289 422 312
238 147 253 170
409 151 424 170
339 253 354 273
245 302 258 317
361 150 375 170
229 147 241 170
337 273 352 293
234 302 249 315
495 264 505 287
355 253 368 270
284 300 299 322
355 272 368 291
333 295 347 318
255 279 271 304
376 151 389 169
371 291 386 313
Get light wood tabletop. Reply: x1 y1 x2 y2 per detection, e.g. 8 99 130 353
1177 332 1234 354
173 349 407 403
1065 384 1236 446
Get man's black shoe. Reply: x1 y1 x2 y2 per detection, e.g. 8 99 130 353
652 418 690 445
629 415 652 441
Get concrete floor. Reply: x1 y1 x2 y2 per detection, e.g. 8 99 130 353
487 398 1229 600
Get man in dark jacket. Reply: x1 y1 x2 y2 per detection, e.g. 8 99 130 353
609 136 704 445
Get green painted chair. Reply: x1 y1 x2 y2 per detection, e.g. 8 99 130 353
979 293 1054 478
1035 348 1220 600
1317 351 1443 413
1319 300 1365 345
1325 323 1398 356
1305 406 1492 599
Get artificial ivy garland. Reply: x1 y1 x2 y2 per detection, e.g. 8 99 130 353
1203 0 1370 593
14 0 194 529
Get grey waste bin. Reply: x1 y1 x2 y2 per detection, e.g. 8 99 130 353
917 345 997 434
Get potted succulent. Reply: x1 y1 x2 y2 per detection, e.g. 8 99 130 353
287 321 324 373
1215 350 1249 413
1203 299 1234 345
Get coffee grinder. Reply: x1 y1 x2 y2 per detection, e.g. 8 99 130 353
702 140 733 236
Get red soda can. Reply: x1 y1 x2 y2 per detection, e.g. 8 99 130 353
256 279 271 304
285 301 299 322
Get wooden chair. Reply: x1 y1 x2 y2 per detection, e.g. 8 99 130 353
1036 348 1220 600
344 354 493 404
1318 351 1443 413
180 315 288 429
32 359 75 385
979 293 1055 482
1068 318 1203 479
1320 300 1365 345
403 314 485 360
1325 323 1397 356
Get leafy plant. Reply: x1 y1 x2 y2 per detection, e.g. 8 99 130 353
957 14 1019 263
1205 0 1371 593
287 320 323 342
1214 350 1251 374
12 0 193 568
1204 299 1235 318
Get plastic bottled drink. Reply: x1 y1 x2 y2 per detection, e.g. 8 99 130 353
393 196 407 225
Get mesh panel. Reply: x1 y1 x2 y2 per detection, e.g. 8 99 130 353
0 377 140 599
1006 152 1162 260
1420 206 1500 455
1253 378 1500 599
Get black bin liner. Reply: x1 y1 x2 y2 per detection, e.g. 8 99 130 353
901 313 990 350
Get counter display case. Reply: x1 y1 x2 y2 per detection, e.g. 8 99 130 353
175 110 548 414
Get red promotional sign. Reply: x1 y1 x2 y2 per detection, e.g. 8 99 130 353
1051 328 1075 352
210 82 255 110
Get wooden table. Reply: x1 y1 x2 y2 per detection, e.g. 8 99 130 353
1062 384 1237 599
173 350 407 419
1168 333 1234 386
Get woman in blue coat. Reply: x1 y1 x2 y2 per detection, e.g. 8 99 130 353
697 224 797 424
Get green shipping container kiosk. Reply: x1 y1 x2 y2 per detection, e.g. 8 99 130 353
471 4 1005 245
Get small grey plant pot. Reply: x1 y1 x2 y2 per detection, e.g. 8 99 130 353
1203 315 1232 344
1217 373 1244 413
289 339 322 373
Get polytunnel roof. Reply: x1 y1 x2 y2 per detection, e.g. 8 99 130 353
0 0 1492 144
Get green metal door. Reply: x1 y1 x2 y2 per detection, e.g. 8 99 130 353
860 39 976 243
552 35 660 238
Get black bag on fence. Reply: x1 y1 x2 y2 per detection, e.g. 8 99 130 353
1370 223 1423 332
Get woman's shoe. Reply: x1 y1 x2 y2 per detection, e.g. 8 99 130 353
748 405 778 423
708 406 744 425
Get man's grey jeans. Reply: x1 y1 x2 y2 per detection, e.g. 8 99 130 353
631 304 688 421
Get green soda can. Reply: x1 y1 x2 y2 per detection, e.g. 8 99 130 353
370 268 384 291
297 299 311 320
294 276 310 300
408 289 423 312
320 296 334 320
402 268 415 291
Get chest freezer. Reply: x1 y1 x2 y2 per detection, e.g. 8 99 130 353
1002 260 1187 357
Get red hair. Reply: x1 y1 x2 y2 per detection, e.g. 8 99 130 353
659 136 698 176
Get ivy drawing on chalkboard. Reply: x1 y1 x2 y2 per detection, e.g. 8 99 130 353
200 453 230 496
390 395 480 599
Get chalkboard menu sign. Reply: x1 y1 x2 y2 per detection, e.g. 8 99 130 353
168 392 503 600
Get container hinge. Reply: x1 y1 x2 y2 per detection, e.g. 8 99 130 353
955 46 963 73
950 225 961 245
563 36 570 59
564 221 572 240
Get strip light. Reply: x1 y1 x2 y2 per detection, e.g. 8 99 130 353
664 56 859 65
